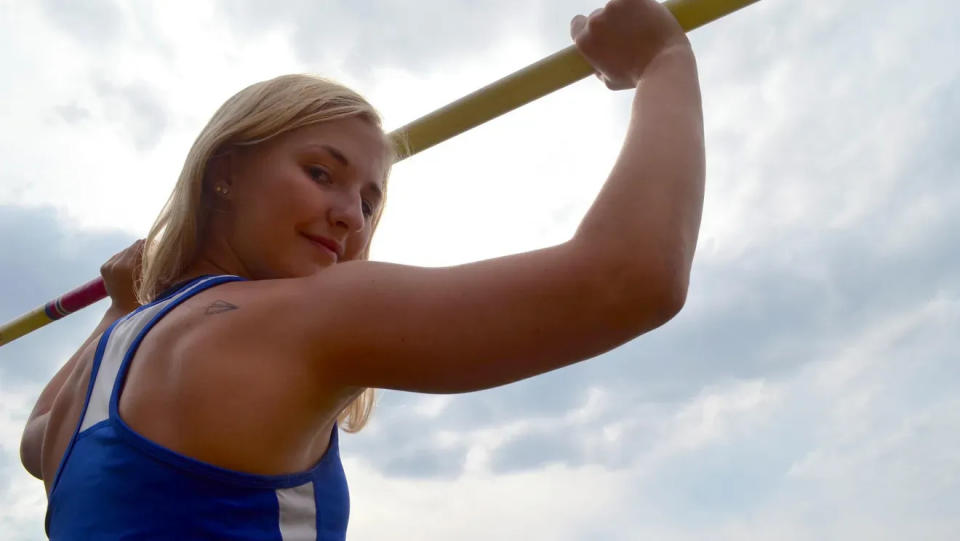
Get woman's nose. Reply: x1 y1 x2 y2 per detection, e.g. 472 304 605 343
328 192 365 233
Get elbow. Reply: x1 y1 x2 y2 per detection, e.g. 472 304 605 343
573 236 692 336
20 450 43 480
20 418 45 480
638 276 688 333
656 275 689 324
636 247 693 327
604 260 690 333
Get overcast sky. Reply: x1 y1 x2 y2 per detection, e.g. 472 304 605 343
1 0 958 539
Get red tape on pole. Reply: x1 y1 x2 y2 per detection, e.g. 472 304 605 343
44 278 108 320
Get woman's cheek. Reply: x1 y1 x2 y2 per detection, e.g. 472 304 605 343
344 233 371 261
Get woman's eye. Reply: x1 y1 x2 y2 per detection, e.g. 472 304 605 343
361 200 374 218
307 166 331 183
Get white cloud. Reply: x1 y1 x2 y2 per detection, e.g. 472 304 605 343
413 394 453 418
659 379 781 454
344 457 631 541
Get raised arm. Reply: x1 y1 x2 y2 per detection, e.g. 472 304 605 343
258 0 704 393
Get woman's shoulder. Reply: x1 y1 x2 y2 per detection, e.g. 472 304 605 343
136 274 344 403
156 275 328 363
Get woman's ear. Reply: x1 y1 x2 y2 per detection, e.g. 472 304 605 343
204 150 235 200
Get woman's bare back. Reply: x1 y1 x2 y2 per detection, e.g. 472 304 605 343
41 280 359 496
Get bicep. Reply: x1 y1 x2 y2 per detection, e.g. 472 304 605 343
19 343 92 480
282 240 677 393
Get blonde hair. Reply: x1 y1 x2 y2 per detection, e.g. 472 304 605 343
137 74 394 432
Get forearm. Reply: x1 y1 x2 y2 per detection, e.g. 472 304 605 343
575 45 705 299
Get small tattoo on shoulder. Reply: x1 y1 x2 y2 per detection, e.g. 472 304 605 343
205 299 239 315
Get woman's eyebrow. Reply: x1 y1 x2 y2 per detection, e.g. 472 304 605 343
319 144 350 167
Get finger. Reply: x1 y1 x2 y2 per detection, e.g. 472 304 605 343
570 14 586 39
124 239 144 257
586 7 603 27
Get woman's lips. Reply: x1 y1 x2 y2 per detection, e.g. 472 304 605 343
302 234 340 261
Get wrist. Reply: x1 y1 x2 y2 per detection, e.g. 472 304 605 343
633 44 698 91
654 43 695 67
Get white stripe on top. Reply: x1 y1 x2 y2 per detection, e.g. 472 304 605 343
277 481 318 540
78 277 220 432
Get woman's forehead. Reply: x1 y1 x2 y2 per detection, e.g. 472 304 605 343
254 119 388 188
282 119 389 167
290 118 384 149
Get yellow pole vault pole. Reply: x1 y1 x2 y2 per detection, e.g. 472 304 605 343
390 0 761 159
0 0 760 347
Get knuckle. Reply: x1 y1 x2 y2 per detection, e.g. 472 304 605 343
586 14 607 32
606 0 626 12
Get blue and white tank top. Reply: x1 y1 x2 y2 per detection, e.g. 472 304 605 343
46 275 350 540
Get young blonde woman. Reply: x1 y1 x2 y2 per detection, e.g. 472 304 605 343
20 0 705 538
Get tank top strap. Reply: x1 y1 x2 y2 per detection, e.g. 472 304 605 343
78 274 246 433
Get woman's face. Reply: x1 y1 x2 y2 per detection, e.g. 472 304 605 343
207 115 389 280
